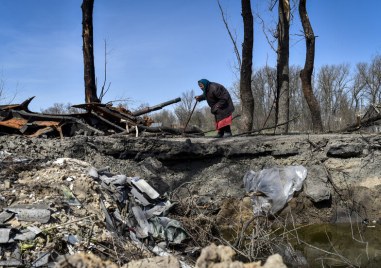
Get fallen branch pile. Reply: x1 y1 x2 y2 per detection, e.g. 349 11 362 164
0 97 203 138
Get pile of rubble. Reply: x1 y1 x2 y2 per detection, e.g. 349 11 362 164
0 97 203 138
0 151 286 267
0 153 190 267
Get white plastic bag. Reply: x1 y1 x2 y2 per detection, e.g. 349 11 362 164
243 166 307 215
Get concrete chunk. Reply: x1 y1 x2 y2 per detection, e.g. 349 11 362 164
6 207 50 223
131 177 159 200
0 228 11 243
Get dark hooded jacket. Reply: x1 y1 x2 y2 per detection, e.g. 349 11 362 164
197 82 234 122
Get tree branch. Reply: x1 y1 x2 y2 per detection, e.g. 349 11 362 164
217 0 242 68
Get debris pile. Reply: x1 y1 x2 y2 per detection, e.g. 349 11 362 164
0 153 189 267
0 97 203 138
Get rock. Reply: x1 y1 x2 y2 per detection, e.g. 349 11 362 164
327 143 364 158
331 206 362 223
195 243 238 268
195 243 287 268
88 166 99 178
55 252 118 268
262 254 288 268
303 165 331 202
123 255 180 268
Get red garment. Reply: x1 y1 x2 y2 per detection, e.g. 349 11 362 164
215 115 232 130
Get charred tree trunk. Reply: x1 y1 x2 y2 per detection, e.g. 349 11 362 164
299 0 323 132
240 0 254 132
82 0 100 103
276 0 290 133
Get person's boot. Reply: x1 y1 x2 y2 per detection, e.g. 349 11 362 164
214 131 224 138
223 126 232 137
224 131 232 137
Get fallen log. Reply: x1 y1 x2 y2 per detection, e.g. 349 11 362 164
113 125 204 136
132 97 181 116
340 113 381 132
90 111 126 132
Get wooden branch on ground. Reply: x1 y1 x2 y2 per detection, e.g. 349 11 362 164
90 111 126 132
306 137 328 152
340 113 381 132
114 125 204 136
234 116 299 137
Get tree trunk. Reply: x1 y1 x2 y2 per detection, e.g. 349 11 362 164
82 0 100 103
299 0 323 132
276 0 290 133
240 0 254 132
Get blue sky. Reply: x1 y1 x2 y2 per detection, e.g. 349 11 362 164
0 0 380 112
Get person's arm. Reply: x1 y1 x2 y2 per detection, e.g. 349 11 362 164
195 94 206 102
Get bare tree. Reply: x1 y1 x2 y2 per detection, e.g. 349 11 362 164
99 39 112 102
252 66 277 129
356 55 381 106
275 0 290 133
350 67 367 114
174 90 197 127
0 78 4 103
82 0 100 103
41 103 83 114
0 74 17 105
217 0 241 69
289 65 311 131
298 0 323 132
317 64 351 131
151 109 178 127
217 0 254 132
240 0 255 132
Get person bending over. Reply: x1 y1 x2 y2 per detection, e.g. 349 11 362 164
195 79 234 138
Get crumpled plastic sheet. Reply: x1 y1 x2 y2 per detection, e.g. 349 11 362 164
243 165 307 215
149 217 188 245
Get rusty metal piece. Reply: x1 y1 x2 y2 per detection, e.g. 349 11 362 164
142 115 154 126
0 96 35 112
0 118 28 130
12 110 104 136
